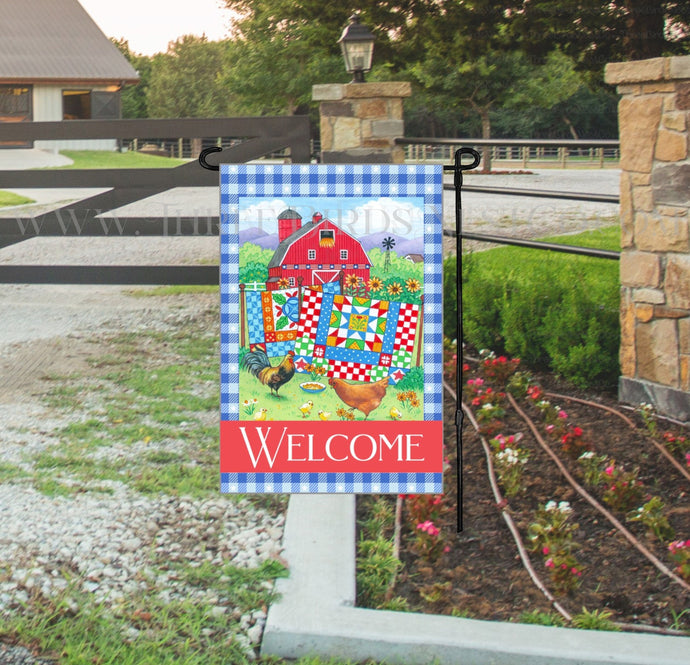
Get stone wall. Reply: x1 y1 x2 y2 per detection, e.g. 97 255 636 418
312 82 411 163
605 55 690 421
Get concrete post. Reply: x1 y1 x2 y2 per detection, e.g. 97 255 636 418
605 55 690 420
312 82 411 163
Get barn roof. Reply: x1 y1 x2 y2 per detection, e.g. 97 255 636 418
268 221 318 270
0 0 139 83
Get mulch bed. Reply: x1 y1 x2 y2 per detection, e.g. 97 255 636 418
382 366 690 631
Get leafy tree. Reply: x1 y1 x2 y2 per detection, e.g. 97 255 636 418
112 39 152 118
507 0 690 70
147 36 232 118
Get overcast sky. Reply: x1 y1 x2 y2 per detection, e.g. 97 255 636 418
78 0 233 55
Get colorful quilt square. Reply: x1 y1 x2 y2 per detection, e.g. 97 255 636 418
295 289 420 382
245 288 300 358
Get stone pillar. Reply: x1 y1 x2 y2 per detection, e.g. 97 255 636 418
604 55 690 421
312 82 411 163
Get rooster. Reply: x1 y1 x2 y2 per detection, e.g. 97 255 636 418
243 349 295 397
328 376 389 420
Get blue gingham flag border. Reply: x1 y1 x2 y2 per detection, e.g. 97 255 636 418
220 164 443 494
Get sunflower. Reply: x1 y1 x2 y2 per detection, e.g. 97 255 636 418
367 276 383 292
277 277 290 289
405 278 421 293
387 282 403 296
409 396 420 408
345 273 361 288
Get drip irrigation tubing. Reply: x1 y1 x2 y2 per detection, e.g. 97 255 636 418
506 392 690 594
443 380 573 622
545 391 690 485
463 354 690 483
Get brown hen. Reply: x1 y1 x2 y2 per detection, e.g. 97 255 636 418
328 376 389 419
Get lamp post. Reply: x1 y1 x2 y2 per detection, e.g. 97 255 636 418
337 13 375 83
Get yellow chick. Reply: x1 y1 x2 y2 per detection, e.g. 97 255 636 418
318 410 332 421
390 407 402 421
299 400 314 418
253 408 268 421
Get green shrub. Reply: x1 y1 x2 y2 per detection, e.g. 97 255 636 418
447 226 621 390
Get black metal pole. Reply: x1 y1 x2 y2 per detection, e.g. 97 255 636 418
453 147 481 534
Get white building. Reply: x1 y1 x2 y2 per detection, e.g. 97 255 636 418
0 0 139 151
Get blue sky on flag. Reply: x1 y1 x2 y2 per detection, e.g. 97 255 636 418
239 196 425 238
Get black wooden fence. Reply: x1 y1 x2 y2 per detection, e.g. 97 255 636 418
0 117 311 284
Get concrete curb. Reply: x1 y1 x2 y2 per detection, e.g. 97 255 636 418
261 494 689 665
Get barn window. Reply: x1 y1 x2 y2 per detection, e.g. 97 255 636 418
63 89 120 120
340 249 348 261
319 229 335 248
289 277 296 287
63 90 91 119
308 249 316 260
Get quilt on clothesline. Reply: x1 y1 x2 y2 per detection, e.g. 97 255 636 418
293 288 420 384
244 282 341 358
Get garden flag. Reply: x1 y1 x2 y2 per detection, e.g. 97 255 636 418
220 164 444 493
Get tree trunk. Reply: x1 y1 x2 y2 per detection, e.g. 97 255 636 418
623 0 666 60
563 115 579 140
480 107 492 173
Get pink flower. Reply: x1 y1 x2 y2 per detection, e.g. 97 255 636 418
545 558 555 569
542 546 550 555
467 379 475 386
545 424 555 434
571 567 579 575
444 545 451 553
557 410 568 419
685 452 690 467
416 520 439 536
475 378 484 386
605 465 614 476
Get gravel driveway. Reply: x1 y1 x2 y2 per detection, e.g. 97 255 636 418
0 168 620 663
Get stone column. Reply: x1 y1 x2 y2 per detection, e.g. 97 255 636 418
312 82 411 164
604 55 690 421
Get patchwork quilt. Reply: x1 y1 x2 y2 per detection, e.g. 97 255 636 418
244 282 341 358
293 288 420 384
245 288 301 358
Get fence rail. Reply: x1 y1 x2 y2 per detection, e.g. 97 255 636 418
399 137 620 169
0 116 311 284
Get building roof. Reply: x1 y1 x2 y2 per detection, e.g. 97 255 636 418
0 0 139 83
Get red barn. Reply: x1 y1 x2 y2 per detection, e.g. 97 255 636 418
266 210 371 290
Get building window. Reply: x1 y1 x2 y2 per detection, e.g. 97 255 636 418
288 277 296 287
63 89 121 120
319 229 335 247
340 249 349 261
308 249 316 260
63 90 92 119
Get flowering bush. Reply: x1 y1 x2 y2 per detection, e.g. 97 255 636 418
668 540 690 582
490 434 528 497
577 451 608 486
639 402 658 438
401 494 448 560
627 496 675 543
478 349 521 383
601 460 644 512
662 431 689 456
528 501 582 594
506 370 534 399
560 424 592 458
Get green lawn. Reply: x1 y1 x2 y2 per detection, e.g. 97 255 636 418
50 149 187 169
0 190 34 207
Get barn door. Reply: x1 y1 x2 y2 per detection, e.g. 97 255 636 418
91 91 121 120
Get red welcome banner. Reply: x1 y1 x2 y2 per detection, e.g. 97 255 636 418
221 420 443 474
